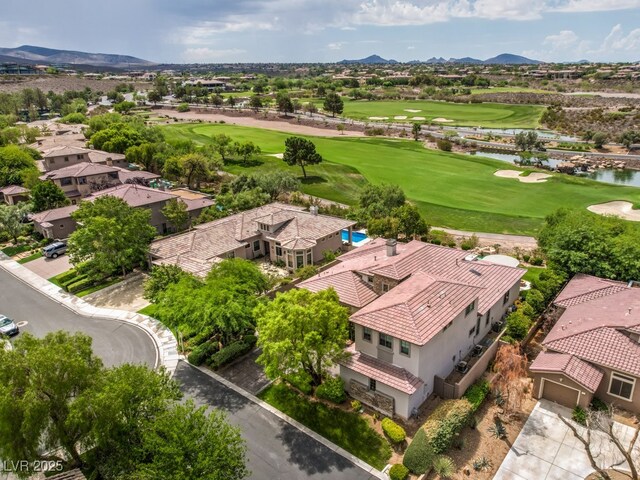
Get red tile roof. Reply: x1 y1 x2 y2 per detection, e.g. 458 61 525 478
0 185 29 195
300 270 378 308
342 345 424 394
530 351 604 392
86 184 177 207
350 272 484 344
40 162 119 180
555 273 627 307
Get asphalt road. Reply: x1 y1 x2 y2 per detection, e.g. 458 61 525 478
174 362 377 480
0 268 157 368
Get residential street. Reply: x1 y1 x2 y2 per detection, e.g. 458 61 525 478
0 267 157 368
174 362 377 480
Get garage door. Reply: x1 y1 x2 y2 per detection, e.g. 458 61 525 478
541 379 579 407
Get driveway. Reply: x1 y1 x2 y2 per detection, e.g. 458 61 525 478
495 400 639 480
23 254 71 279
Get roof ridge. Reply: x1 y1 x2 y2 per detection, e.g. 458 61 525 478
557 283 628 306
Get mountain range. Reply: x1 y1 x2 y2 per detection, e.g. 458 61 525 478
0 45 155 68
340 53 542 65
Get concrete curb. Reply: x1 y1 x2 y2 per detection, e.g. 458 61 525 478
191 363 388 480
0 255 180 375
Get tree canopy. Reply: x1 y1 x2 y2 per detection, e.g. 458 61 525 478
68 196 156 278
282 136 323 178
323 92 344 117
255 288 350 386
31 181 69 212
0 202 31 243
162 198 190 232
0 145 37 187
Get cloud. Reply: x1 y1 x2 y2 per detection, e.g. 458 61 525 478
182 48 247 62
407 45 416 50
543 30 579 48
327 42 346 50
599 23 640 51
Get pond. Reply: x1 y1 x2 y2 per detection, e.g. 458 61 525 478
456 127 578 142
468 152 640 188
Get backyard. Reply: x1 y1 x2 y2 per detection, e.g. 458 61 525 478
164 123 640 235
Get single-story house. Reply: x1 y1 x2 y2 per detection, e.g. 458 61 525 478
0 185 29 205
530 274 640 412
31 184 213 238
149 202 357 277
299 238 525 419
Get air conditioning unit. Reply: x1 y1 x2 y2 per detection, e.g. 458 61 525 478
492 321 504 333
471 345 483 357
455 361 469 374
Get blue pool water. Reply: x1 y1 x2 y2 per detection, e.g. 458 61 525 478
342 230 368 243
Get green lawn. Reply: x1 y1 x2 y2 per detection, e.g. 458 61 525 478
258 383 391 470
137 304 157 316
300 98 544 128
2 244 33 256
164 123 640 236
17 252 43 264
523 266 546 284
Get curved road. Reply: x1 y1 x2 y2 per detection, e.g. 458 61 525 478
0 268 157 367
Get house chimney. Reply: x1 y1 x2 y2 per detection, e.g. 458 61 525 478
106 157 113 167
309 205 318 216
386 238 397 257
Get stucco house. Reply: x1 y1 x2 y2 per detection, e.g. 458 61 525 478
149 203 356 277
530 274 640 412
41 146 128 172
31 184 213 239
0 185 29 205
299 238 525 419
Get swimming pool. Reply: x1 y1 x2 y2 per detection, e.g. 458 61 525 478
341 230 369 243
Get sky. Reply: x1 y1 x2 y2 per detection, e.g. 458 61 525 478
1 0 640 63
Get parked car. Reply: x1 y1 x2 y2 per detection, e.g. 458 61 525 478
0 315 19 337
42 241 67 259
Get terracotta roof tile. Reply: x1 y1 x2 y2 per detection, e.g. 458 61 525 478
40 162 119 180
530 351 604 392
342 345 424 394
0 185 29 195
86 184 176 207
299 270 378 308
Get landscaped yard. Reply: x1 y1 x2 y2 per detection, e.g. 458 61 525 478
258 383 392 470
165 123 640 236
17 251 43 264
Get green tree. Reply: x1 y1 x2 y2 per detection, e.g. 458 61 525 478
357 184 406 220
181 153 209 189
249 95 263 112
0 145 37 187
323 92 344 117
113 101 136 114
514 131 541 151
276 92 294 117
592 132 608 149
211 134 235 163
255 288 350 386
0 332 103 472
234 141 261 166
143 264 192 303
394 203 428 239
253 172 300 200
30 181 70 212
68 196 156 278
147 90 162 105
162 198 190 232
126 143 161 173
411 122 422 141
619 130 640 152
0 202 31 243
282 136 323 178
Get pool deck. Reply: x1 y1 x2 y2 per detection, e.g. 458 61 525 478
343 229 371 248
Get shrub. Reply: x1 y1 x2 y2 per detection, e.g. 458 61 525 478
176 103 190 112
388 464 409 480
432 456 455 478
381 418 406 444
505 310 532 340
488 417 507 439
422 399 474 454
295 265 318 280
56 269 78 286
66 277 94 294
590 397 608 412
530 257 544 266
522 254 531 263
463 380 491 411
60 112 87 124
187 341 218 366
403 428 434 474
436 138 452 151
208 339 254 370
284 371 313 395
572 405 587 426
351 400 362 411
322 249 337 262
526 289 546 314
473 456 492 471
315 375 346 404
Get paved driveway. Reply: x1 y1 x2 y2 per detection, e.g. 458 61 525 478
495 400 638 480
23 254 71 278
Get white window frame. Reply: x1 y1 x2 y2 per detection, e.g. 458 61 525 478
608 372 636 401
378 332 393 350
399 340 411 357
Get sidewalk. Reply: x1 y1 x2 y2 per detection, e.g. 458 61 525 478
0 253 180 375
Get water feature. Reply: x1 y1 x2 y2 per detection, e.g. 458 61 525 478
454 127 578 142
467 152 640 188
342 229 369 245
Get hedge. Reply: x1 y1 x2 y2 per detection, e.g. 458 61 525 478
389 463 409 480
207 336 257 370
422 399 474 454
187 341 219 366
463 380 491 411
402 428 434 474
56 269 79 286
315 376 346 404
66 277 94 294
381 418 406 444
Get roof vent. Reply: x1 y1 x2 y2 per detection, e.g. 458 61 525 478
469 268 482 276
439 290 446 299
386 238 397 257
464 253 478 262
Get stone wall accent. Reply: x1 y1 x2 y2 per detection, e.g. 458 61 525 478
372 275 400 296
349 379 395 416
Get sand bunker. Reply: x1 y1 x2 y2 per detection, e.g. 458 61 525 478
368 116 389 120
432 117 454 123
404 109 422 113
494 170 552 183
394 115 408 120
587 201 640 221
268 153 284 159
412 116 426 120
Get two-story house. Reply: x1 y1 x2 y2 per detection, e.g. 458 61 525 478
41 146 127 172
530 274 640 412
299 238 525 419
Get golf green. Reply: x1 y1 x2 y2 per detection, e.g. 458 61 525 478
163 123 640 235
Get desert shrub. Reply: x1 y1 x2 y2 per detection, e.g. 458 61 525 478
422 399 474 454
284 371 313 395
208 338 255 370
381 418 406 444
315 375 346 404
295 265 318 280
389 464 409 480
488 417 507 439
460 234 479 251
364 127 385 136
60 112 87 124
187 341 218 366
432 456 455 478
463 380 491 411
473 456 492 471
572 405 587 425
403 428 434 474
176 103 190 112
351 400 362 411
436 138 452 151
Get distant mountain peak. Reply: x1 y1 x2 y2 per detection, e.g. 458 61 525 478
0 44 155 68
338 54 398 64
